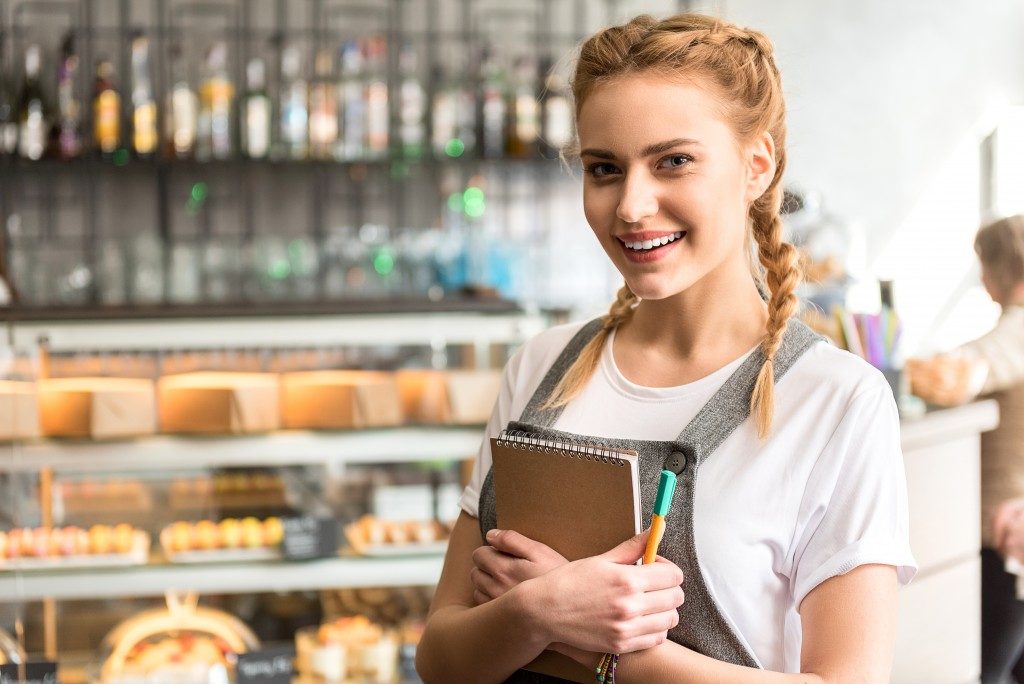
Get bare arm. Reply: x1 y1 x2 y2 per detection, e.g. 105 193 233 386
553 564 898 683
415 512 550 683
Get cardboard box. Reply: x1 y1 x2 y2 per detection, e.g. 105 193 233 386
158 372 280 434
396 369 502 425
281 370 403 429
0 381 40 440
38 377 157 439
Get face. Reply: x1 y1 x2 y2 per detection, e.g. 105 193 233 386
577 73 776 301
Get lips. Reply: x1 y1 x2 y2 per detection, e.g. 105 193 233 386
616 230 686 263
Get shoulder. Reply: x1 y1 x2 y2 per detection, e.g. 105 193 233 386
783 339 896 418
501 319 596 405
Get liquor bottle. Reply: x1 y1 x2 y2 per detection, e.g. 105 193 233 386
92 57 121 158
130 34 158 157
197 42 233 160
0 35 17 155
540 56 572 158
308 48 337 159
365 36 388 158
241 58 270 159
397 41 424 159
55 32 81 159
18 44 50 160
431 61 474 158
166 44 197 158
479 45 507 159
338 40 365 160
506 55 539 158
279 45 308 160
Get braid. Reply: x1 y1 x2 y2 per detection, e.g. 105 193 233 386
542 284 639 409
749 173 801 438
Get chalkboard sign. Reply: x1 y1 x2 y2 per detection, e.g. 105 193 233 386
282 516 339 560
236 646 295 684
0 661 57 684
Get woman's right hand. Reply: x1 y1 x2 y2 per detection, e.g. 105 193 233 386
521 531 685 654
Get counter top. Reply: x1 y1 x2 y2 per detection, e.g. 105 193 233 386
900 399 999 451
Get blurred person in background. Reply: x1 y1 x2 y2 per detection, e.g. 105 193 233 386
907 214 1024 683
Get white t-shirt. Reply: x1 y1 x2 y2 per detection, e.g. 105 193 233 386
460 320 918 673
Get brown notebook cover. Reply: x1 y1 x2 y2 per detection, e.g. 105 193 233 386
490 433 640 682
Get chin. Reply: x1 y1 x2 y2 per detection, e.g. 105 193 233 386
624 277 694 302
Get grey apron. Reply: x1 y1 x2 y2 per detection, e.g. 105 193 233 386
478 317 822 682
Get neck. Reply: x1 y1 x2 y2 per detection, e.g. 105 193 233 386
622 258 770 360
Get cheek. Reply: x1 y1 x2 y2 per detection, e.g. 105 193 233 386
583 186 616 236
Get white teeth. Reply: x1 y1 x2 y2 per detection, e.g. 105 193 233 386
623 231 684 251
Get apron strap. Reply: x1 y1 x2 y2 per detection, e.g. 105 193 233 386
519 317 606 427
670 319 822 469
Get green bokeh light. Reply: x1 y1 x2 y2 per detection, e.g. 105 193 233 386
113 148 129 166
191 182 209 203
447 192 463 212
268 259 291 280
444 139 465 158
465 200 485 218
464 187 485 203
373 249 395 276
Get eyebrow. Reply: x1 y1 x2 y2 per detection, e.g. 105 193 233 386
580 138 702 160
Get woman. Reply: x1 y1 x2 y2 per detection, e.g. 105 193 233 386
907 214 1024 683
417 13 916 682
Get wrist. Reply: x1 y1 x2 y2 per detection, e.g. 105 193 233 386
508 575 555 648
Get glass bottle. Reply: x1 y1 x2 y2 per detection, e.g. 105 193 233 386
308 48 337 160
279 45 308 160
338 40 365 160
365 36 388 158
241 58 271 159
506 55 539 158
130 34 158 158
18 44 50 160
166 44 197 159
479 46 507 159
397 42 425 160
540 56 572 158
197 41 233 161
0 35 17 155
92 56 121 158
55 32 81 159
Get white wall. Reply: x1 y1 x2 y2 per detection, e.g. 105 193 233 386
721 0 1024 351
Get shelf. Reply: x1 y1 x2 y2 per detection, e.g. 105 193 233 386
6 306 547 352
0 554 445 601
1 427 484 473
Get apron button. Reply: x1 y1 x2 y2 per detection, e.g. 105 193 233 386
665 450 687 474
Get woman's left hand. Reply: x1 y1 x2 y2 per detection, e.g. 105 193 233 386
470 529 569 605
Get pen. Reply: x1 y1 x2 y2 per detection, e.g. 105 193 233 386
643 469 677 565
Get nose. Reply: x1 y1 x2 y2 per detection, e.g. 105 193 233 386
616 172 659 224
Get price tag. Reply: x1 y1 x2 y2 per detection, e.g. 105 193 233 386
282 516 339 560
0 661 58 684
235 646 295 684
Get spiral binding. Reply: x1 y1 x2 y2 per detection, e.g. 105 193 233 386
496 429 628 466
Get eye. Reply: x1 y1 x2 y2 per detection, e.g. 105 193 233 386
657 154 693 170
584 162 619 179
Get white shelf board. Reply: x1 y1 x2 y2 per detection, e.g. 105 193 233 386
0 554 445 601
10 311 547 352
0 427 484 473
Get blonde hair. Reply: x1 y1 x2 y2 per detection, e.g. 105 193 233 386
545 13 801 439
975 215 1024 297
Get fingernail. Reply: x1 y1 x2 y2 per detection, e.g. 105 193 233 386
486 529 498 541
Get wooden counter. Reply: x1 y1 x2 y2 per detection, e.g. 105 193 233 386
893 399 999 684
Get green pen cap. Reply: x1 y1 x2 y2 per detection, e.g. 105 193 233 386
653 469 677 517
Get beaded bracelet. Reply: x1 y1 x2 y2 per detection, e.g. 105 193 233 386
595 652 619 683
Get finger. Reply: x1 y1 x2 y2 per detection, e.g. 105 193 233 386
473 589 492 606
632 561 685 591
486 528 556 562
622 609 680 641
472 545 514 577
633 585 686 616
470 566 505 599
600 529 651 565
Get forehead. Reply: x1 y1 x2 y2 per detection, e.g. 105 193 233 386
577 73 734 154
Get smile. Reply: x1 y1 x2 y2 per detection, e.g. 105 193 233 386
620 231 686 252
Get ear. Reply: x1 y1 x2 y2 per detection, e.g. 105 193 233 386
744 131 776 204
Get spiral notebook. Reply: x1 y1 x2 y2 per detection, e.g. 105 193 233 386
490 430 641 682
